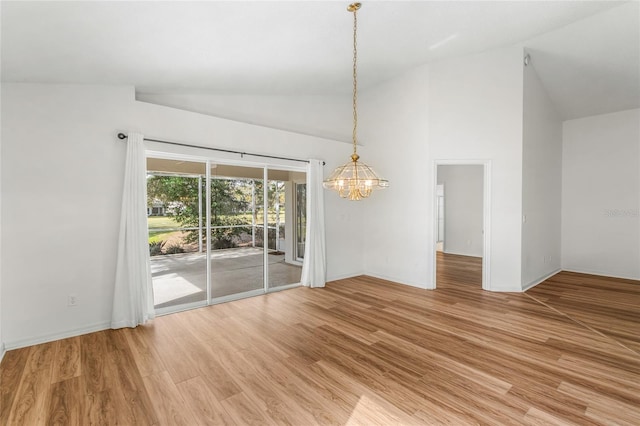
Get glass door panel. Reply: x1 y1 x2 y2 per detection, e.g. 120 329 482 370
146 158 207 310
267 169 304 289
210 164 265 299
295 182 307 261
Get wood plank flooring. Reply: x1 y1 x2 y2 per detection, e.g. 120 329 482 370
2 253 639 425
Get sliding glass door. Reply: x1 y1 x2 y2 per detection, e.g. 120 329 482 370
146 158 207 311
295 182 307 261
267 170 303 290
209 164 265 299
147 155 306 312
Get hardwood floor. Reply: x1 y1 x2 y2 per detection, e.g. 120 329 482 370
2 254 639 425
527 271 640 355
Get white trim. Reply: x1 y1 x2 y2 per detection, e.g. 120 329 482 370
431 160 492 291
147 171 203 179
198 175 203 253
0 343 5 363
154 300 208 317
263 167 269 293
483 287 521 293
206 160 212 304
145 149 307 173
146 149 210 165
362 272 430 290
522 268 561 292
211 288 265 305
482 162 492 291
267 283 302 293
560 268 640 282
4 321 111 351
145 151 306 175
326 271 366 282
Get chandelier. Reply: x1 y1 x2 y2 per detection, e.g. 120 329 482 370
323 2 389 200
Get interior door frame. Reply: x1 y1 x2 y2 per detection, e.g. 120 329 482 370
431 159 492 291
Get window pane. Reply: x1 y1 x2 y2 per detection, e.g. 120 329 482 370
147 159 207 310
210 166 265 299
267 169 304 289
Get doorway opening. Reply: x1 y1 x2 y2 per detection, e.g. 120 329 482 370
432 161 491 290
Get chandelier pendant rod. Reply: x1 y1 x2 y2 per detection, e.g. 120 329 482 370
352 6 359 159
321 2 388 200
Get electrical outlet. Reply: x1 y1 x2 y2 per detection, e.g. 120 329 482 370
68 294 78 307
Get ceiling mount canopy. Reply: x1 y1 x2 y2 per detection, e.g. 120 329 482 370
323 2 389 201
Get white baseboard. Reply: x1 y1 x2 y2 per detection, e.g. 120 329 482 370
4 321 111 351
326 271 366 282
0 342 5 363
363 271 431 290
485 287 523 293
522 268 562 292
561 268 640 282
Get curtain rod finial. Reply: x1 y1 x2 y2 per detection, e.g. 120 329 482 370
117 133 127 140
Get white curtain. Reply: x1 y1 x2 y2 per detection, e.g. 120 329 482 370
111 132 155 328
301 159 327 288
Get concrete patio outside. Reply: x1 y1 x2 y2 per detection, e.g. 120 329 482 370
150 247 302 309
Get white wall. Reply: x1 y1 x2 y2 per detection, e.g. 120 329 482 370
437 165 484 257
2 84 133 349
428 47 524 291
359 64 431 288
0 81 4 361
137 92 352 144
0 5 4 359
1 83 363 348
562 108 640 280
521 61 563 289
359 47 524 291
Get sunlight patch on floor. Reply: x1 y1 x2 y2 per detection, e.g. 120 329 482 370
345 395 405 425
152 275 202 305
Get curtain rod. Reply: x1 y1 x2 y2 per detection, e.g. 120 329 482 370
117 133 324 165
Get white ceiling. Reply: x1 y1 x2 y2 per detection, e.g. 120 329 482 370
1 1 638 119
524 1 640 119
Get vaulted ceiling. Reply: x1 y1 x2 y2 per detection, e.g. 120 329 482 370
2 1 638 120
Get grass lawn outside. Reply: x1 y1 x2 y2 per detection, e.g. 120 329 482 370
148 214 281 229
148 216 180 229
148 217 182 244
147 214 284 244
148 230 179 243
